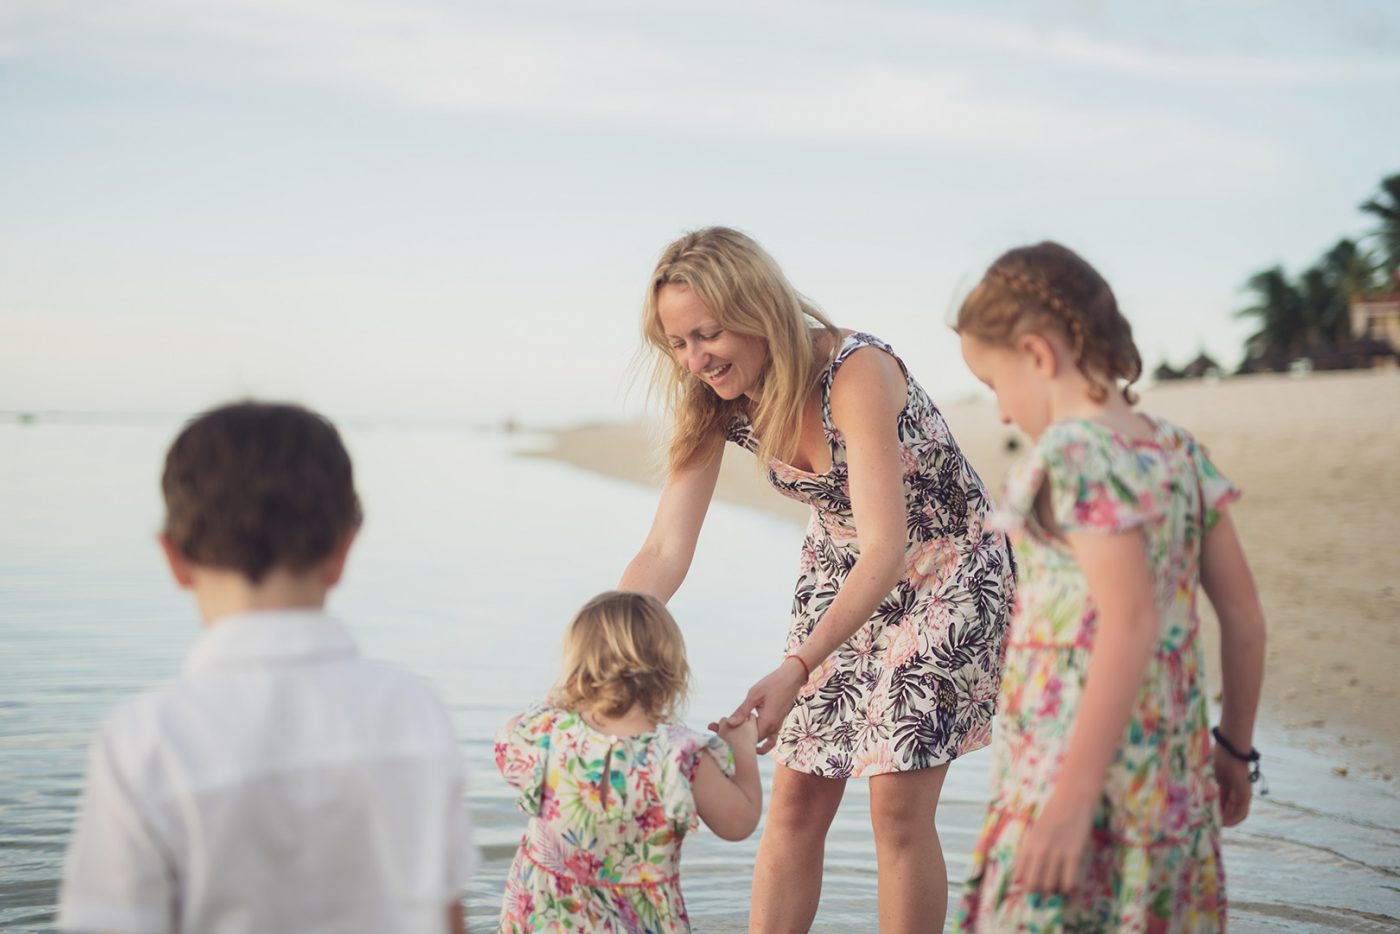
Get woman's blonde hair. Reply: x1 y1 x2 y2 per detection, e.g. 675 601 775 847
555 591 690 722
641 227 842 473
957 241 1142 404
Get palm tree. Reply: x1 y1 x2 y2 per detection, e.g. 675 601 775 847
1360 173 1400 282
1236 266 1306 357
1306 239 1378 344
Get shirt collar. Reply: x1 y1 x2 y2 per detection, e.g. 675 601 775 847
182 608 358 676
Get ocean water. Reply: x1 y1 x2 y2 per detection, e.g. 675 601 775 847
1 419 1396 932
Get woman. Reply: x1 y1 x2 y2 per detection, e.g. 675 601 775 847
620 227 1011 932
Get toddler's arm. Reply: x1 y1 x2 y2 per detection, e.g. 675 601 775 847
693 716 762 841
1200 509 1266 826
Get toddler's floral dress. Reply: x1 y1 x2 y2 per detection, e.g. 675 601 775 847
494 703 734 933
957 417 1240 932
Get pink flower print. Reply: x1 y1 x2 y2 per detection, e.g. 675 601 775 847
852 740 894 776
637 804 668 836
1075 489 1120 530
907 537 959 590
899 446 920 477
564 849 604 880
799 652 839 698
956 719 992 756
510 886 534 922
798 545 818 575
827 519 859 542
1164 783 1190 834
1036 675 1063 719
540 790 561 822
882 618 920 668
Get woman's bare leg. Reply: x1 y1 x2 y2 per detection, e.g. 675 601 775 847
868 765 951 933
748 764 847 933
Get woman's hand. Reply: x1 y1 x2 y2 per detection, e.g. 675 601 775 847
1012 792 1094 895
720 657 808 754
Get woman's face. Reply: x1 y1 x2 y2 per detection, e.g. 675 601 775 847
656 283 768 401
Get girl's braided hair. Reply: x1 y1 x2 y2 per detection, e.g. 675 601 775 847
957 242 1142 404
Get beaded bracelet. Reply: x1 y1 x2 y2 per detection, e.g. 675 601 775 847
784 653 811 681
1212 726 1267 795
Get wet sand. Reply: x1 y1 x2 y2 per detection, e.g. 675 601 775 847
526 368 1400 780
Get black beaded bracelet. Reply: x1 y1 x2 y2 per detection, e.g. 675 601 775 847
1212 726 1267 795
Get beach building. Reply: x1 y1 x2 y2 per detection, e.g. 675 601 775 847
1349 289 1400 352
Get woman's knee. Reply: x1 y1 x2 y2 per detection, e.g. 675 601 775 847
868 767 948 847
765 769 845 837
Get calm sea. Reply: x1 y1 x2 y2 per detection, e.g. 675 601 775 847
1 419 1396 932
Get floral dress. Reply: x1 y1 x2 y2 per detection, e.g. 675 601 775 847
494 703 735 933
724 332 1014 778
956 417 1241 932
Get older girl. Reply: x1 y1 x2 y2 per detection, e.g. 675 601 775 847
954 242 1267 930
621 227 1012 931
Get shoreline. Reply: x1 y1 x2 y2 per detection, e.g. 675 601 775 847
524 369 1400 781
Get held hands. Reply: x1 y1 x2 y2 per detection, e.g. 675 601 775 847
1213 743 1253 826
709 657 808 755
714 711 759 752
1012 791 1094 896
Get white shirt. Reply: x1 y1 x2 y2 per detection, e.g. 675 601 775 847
57 609 476 934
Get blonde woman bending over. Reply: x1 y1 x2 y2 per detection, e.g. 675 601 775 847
621 227 1013 932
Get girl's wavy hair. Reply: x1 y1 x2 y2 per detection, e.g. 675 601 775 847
957 241 1142 404
641 227 842 473
554 591 691 722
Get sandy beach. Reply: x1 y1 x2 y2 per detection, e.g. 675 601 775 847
527 368 1400 780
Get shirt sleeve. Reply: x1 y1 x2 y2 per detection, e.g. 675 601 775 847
492 702 557 816
57 721 177 934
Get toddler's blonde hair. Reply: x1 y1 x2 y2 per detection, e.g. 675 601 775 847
555 591 690 722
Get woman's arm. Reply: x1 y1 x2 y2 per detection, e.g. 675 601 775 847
728 348 910 749
1199 508 1266 826
1014 528 1160 895
619 432 725 601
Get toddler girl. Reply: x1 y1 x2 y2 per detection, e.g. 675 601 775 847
953 242 1267 931
494 591 761 933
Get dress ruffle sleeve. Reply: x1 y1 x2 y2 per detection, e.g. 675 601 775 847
998 420 1164 539
654 725 735 832
1186 434 1241 531
493 701 559 816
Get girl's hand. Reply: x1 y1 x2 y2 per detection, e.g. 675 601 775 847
715 713 759 752
1213 743 1253 826
723 658 807 754
1012 793 1094 895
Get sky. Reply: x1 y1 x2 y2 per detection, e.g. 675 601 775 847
3 0 1398 425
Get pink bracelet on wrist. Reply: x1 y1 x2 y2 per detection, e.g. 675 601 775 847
784 653 811 681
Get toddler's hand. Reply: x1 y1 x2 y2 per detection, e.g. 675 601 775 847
715 713 758 750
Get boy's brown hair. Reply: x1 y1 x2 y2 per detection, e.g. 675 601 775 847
957 241 1143 403
161 401 363 583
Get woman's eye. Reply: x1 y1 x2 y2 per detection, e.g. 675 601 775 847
701 331 722 341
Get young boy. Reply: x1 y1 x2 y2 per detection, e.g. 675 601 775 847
58 401 476 934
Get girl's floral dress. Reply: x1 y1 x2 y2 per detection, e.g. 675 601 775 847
725 333 1014 777
957 417 1241 932
494 703 735 933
